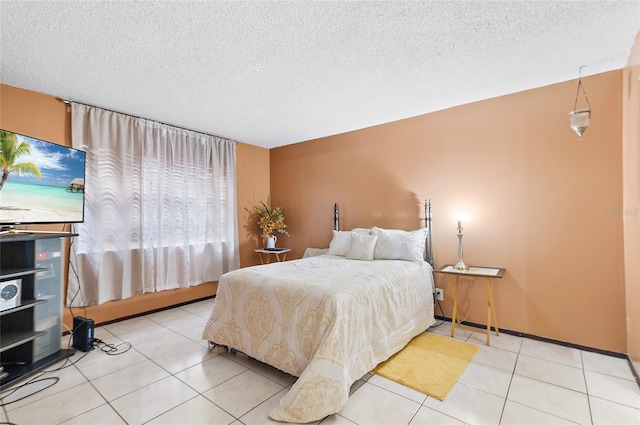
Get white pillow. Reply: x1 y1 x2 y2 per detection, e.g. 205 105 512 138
351 227 372 235
327 230 352 256
302 247 329 258
347 233 378 261
327 229 371 256
372 227 428 262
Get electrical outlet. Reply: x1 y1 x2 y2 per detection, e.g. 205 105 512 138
435 288 444 301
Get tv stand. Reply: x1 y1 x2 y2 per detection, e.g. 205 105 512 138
9 229 73 235
0 226 14 235
0 232 78 388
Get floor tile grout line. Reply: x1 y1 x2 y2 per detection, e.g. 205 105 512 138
579 350 595 425
582 366 639 383
139 393 204 425
405 402 423 425
47 359 126 425
516 351 587 372
504 399 585 425
236 387 289 424
508 357 590 395
588 393 640 411
511 373 594 397
417 403 471 425
364 376 427 406
497 350 517 424
452 378 510 401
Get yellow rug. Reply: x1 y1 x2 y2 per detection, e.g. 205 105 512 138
374 332 478 400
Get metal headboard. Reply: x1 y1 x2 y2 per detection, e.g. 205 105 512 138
333 200 434 267
424 199 434 267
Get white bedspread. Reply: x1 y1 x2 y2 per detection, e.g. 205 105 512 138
202 254 435 423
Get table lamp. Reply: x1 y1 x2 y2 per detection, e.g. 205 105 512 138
454 219 468 270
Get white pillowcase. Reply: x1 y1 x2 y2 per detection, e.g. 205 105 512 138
327 228 373 256
347 233 378 261
372 227 428 262
351 228 372 235
327 230 353 256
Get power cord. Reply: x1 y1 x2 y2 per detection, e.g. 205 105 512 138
93 338 132 355
54 329 92 371
0 331 133 424
0 316 76 418
66 234 88 320
431 292 446 327
1 373 58 425
64 226 133 356
0 376 60 407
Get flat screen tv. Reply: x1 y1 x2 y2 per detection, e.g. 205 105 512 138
0 129 86 227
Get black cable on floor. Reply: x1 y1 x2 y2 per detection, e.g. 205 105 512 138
93 338 132 355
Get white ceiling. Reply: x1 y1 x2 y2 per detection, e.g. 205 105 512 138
1 1 639 149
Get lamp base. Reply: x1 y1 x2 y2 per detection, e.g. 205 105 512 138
454 259 468 270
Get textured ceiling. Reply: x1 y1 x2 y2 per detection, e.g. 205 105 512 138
1 1 639 148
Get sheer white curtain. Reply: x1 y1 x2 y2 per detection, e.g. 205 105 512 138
67 103 239 306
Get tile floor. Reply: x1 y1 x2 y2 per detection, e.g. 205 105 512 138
1 298 639 425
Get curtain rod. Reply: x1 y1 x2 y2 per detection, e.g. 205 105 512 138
60 98 236 143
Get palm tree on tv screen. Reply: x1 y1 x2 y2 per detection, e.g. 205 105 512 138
0 130 42 191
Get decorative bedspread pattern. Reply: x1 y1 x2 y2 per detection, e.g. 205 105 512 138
202 255 435 423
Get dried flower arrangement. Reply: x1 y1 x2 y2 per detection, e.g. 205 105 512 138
252 201 289 237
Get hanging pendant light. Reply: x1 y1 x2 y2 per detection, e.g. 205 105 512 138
569 72 591 142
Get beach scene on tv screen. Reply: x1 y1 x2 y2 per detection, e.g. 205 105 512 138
0 130 85 224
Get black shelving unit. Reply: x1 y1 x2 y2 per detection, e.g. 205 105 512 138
0 232 77 387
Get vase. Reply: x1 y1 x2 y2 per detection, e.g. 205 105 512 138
266 235 277 249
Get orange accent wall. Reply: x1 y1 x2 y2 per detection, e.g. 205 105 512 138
623 33 640 372
271 71 626 352
0 85 69 145
0 84 269 329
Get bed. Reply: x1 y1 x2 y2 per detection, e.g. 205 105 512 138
202 201 436 423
